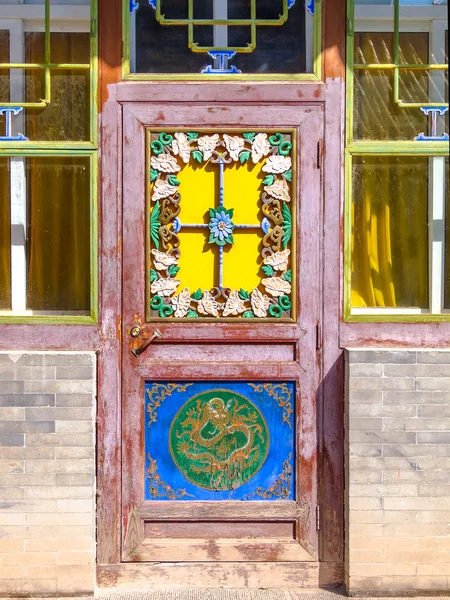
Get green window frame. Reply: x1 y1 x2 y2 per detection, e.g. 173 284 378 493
345 0 449 322
122 0 323 81
0 0 98 324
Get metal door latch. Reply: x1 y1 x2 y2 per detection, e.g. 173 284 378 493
131 328 162 357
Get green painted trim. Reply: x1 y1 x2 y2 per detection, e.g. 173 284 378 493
90 152 99 323
346 314 450 323
0 316 96 325
0 144 96 154
122 0 322 81
345 0 355 148
347 142 449 155
343 149 353 322
354 63 448 70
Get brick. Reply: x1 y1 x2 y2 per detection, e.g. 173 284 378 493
347 549 382 563
27 539 92 552
348 417 383 430
350 484 418 497
0 525 26 538
0 487 24 500
0 407 25 421
418 537 450 550
0 354 25 366
349 391 383 404
23 486 92 500
416 510 450 523
383 497 450 510
382 523 450 537
0 500 57 512
350 563 416 577
0 434 24 447
417 432 450 444
418 404 450 417
383 417 450 431
350 404 416 417
416 378 450 391
383 511 417 524
54 564 94 593
55 473 95 486
25 459 94 474
350 377 415 391
25 407 92 421
385 470 450 483
0 513 25 525
0 460 23 473
349 444 382 457
0 366 55 380
383 444 450 457
55 366 93 380
57 526 93 539
55 421 93 434
26 433 93 447
351 457 418 470
27 513 93 526
0 394 55 407
419 484 450 496
350 524 383 536
0 447 54 460
0 539 24 552
55 447 93 460
0 579 57 593
0 566 28 578
347 575 383 591
24 380 93 394
418 563 450 576
0 421 55 434
383 391 433 404
349 510 384 524
0 381 24 393
350 470 382 484
57 551 93 565
0 551 56 565
56 394 93 407
382 575 448 590
417 351 450 364
349 431 416 444
384 364 450 377
350 536 418 551
348 497 383 510
0 473 57 486
349 363 383 377
56 499 93 513
28 354 94 367
348 350 416 364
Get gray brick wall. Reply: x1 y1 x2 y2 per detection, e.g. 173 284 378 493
0 352 96 595
345 349 450 594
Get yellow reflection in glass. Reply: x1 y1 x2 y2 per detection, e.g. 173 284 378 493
223 231 261 292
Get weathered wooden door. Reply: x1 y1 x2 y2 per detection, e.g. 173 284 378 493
120 100 323 584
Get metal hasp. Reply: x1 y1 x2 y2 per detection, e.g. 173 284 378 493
131 328 162 357
0 107 28 142
415 107 449 142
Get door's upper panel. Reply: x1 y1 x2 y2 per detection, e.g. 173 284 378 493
124 0 321 80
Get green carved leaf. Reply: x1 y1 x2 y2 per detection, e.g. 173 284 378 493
242 310 255 318
186 132 199 140
239 150 251 164
209 207 216 218
283 269 292 282
262 265 274 277
192 150 203 163
187 309 199 318
282 202 292 249
150 201 161 250
150 269 158 283
243 132 256 141
225 234 234 245
168 265 180 277
239 288 250 301
150 168 159 182
262 174 275 186
209 233 217 244
225 208 234 217
284 170 292 182
191 289 203 300
167 175 180 186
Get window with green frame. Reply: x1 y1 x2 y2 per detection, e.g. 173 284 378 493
346 0 449 320
123 0 322 80
0 0 97 322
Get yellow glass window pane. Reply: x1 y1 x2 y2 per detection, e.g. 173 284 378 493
223 230 261 292
352 156 428 308
0 30 10 136
0 158 11 310
354 33 432 140
26 157 90 312
177 231 217 292
445 157 450 309
25 33 90 141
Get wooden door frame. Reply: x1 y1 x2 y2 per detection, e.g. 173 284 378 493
96 0 346 587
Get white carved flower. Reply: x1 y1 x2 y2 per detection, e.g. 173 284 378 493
198 134 219 161
197 290 220 317
223 290 246 317
251 133 271 163
261 277 291 298
264 179 290 202
171 287 191 318
151 249 178 271
151 277 180 297
223 134 245 161
263 249 291 272
262 155 292 174
250 288 270 317
172 132 191 163
151 153 181 173
152 179 179 201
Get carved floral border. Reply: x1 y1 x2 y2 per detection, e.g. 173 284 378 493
148 131 295 319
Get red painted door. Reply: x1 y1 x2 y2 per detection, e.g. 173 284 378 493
120 100 323 582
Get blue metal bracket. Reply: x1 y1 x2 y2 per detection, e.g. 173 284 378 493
202 51 242 75
0 107 28 142
305 0 314 15
415 106 449 142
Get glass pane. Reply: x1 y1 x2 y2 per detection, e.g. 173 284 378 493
353 0 449 141
445 156 450 309
25 33 90 141
131 0 312 75
0 158 11 309
352 156 429 308
26 156 90 311
0 30 10 136
147 130 295 320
